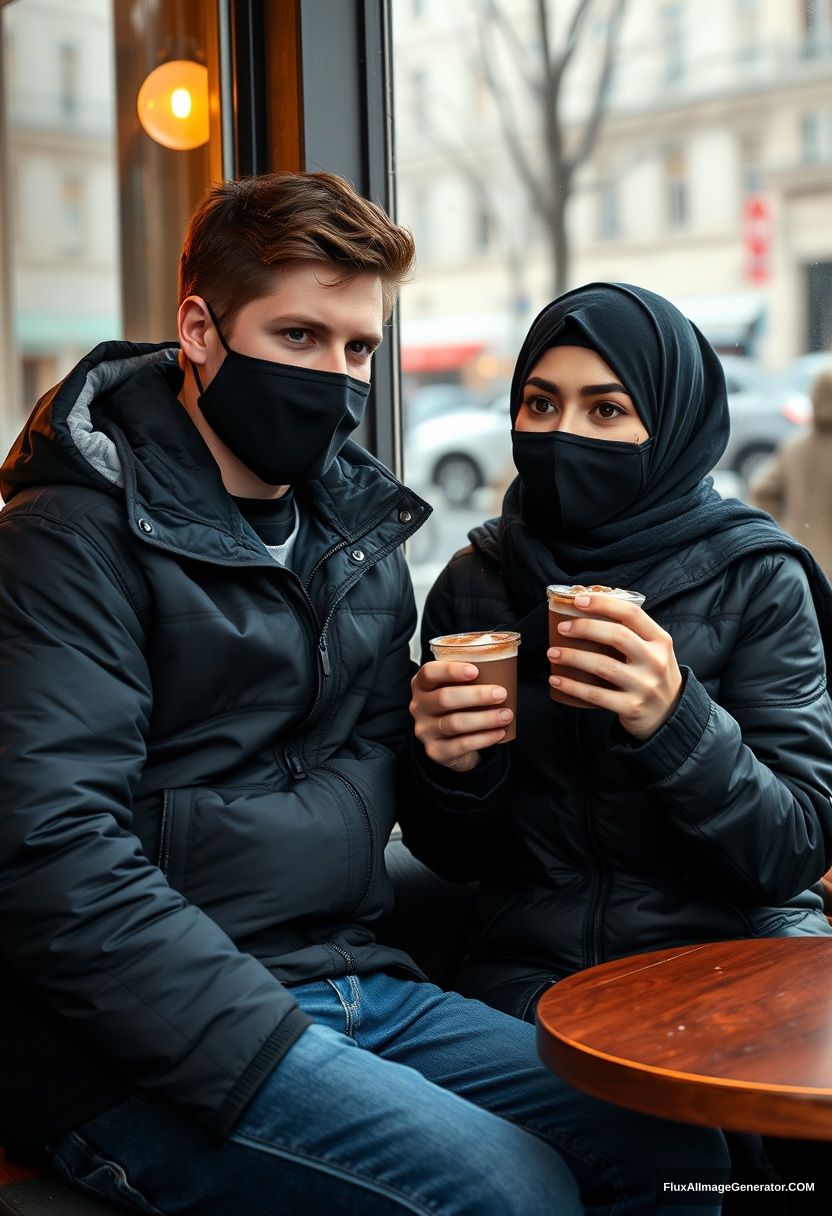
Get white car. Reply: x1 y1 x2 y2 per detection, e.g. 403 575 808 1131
404 394 512 508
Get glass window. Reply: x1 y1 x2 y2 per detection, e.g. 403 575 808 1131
392 0 832 626
0 0 220 461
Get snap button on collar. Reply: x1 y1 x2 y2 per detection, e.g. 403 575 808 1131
138 518 153 534
350 549 366 563
398 509 413 524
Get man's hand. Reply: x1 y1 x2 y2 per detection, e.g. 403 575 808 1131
547 593 683 740
409 661 513 773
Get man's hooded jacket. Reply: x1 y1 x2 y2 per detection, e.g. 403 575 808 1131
0 342 429 1150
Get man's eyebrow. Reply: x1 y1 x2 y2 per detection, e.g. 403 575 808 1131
270 315 383 347
523 376 629 397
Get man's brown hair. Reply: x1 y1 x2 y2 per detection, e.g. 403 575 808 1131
179 172 414 330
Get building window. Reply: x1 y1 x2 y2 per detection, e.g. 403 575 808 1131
663 2 685 84
598 182 620 240
800 0 832 56
739 132 762 195
736 0 760 63
60 175 85 255
59 43 79 117
801 111 823 162
472 190 492 255
665 149 688 229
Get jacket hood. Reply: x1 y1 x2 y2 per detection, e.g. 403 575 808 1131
1 341 180 502
1 342 429 563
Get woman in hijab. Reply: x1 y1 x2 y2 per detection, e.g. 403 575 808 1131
400 282 832 1024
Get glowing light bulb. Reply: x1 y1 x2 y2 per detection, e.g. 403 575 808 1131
137 60 209 151
171 88 192 119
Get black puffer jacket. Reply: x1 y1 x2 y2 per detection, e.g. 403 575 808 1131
0 343 429 1150
399 519 832 1018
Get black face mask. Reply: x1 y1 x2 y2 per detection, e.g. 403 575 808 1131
192 311 370 485
512 429 654 537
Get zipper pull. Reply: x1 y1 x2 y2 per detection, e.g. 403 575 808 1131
319 637 331 678
285 745 306 780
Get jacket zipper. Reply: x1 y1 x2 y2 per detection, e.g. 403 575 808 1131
282 574 331 780
320 764 375 913
328 941 357 973
283 540 368 779
158 789 172 874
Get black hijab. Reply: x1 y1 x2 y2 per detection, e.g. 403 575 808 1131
495 282 832 662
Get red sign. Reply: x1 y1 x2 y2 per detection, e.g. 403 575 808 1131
401 342 485 374
743 194 772 284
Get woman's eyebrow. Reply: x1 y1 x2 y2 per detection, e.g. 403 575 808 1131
523 376 629 397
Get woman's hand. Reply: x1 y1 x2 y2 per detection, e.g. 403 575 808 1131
547 593 683 740
409 661 513 773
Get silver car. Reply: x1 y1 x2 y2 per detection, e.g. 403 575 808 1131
715 355 811 486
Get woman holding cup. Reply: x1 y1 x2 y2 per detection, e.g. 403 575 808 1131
402 282 832 1026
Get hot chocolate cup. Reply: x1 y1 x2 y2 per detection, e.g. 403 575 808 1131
546 585 646 709
429 630 521 743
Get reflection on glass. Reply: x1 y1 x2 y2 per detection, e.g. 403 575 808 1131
0 0 120 456
393 0 832 625
0 0 218 463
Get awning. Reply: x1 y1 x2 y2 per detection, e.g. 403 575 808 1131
402 342 485 374
16 311 122 353
401 311 513 374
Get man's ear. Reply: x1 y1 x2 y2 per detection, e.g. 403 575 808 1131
178 296 212 365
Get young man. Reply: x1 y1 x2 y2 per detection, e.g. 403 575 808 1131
0 172 725 1215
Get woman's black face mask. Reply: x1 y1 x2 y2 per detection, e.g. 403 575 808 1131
512 429 654 537
192 307 370 486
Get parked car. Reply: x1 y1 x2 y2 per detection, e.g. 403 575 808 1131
715 355 811 486
778 351 832 399
405 356 813 508
404 392 511 508
403 382 486 431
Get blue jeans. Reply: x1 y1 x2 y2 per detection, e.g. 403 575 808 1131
50 973 727 1215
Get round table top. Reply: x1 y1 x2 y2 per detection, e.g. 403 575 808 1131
536 938 832 1139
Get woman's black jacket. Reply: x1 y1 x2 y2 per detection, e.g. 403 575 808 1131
0 344 428 1151
399 517 832 1017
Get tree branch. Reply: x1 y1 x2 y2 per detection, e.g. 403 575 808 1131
481 0 539 97
475 0 549 220
568 0 630 171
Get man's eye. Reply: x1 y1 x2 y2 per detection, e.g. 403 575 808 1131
348 341 371 357
284 329 309 343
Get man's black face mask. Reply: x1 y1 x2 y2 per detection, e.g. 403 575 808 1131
192 307 370 486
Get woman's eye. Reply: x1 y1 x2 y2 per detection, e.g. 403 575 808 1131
528 396 555 414
594 402 625 419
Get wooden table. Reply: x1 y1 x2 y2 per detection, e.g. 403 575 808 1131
536 938 832 1139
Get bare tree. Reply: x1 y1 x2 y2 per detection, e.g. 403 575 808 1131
476 0 630 295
